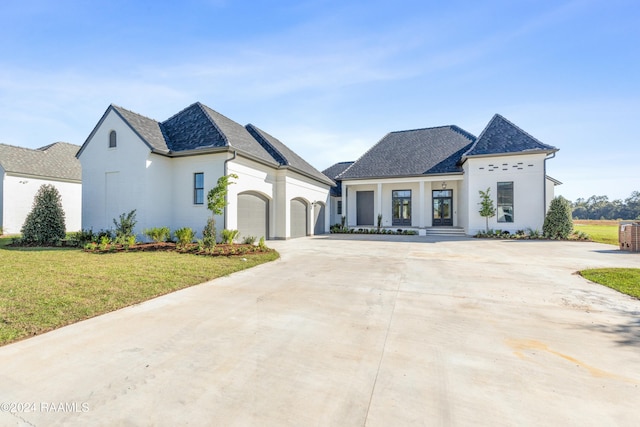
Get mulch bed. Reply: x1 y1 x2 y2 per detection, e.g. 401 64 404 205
84 242 271 256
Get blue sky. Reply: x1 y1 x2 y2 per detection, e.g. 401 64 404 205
1 0 638 201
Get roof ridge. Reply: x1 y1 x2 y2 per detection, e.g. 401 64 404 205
111 104 159 123
245 124 288 165
336 132 392 179
390 124 458 134
196 103 230 146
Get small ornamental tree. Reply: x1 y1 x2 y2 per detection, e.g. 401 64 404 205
21 184 66 244
204 173 238 247
478 187 496 233
543 196 573 239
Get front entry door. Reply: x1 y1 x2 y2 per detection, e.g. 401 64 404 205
432 190 453 226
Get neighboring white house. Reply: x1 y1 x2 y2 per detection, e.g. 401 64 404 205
0 142 82 234
76 102 334 240
326 114 560 235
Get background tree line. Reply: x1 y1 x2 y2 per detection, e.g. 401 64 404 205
571 191 640 220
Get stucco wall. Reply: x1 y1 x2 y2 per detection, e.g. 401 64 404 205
79 109 169 237
464 153 548 235
1 173 81 234
171 154 226 238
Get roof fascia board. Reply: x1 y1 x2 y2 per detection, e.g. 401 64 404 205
461 149 558 164
4 171 81 183
76 105 164 158
278 165 335 187
341 173 464 186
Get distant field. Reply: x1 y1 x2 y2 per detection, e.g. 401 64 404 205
573 220 621 246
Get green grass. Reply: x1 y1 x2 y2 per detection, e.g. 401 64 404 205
573 223 619 245
0 239 278 345
580 268 640 299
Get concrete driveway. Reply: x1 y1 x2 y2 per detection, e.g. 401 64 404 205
1 236 639 426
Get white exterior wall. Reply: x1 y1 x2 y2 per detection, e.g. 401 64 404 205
1 171 81 234
171 154 226 238
79 109 167 237
227 156 276 238
464 153 548 235
284 170 330 237
545 177 556 212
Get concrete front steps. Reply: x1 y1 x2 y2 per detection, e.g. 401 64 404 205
423 226 467 237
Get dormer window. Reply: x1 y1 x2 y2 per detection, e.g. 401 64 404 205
109 130 117 148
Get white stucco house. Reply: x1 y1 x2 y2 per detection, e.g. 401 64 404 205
324 114 560 235
0 142 82 234
77 102 334 240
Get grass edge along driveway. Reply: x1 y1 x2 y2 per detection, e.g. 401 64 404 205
0 238 279 346
579 268 640 299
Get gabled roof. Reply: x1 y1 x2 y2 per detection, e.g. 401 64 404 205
339 126 476 180
462 114 558 159
78 102 331 186
0 142 81 181
246 124 334 186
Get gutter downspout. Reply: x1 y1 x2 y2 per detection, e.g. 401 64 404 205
223 150 237 230
544 152 556 218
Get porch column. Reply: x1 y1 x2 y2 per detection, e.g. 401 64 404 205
377 183 382 225
341 183 347 227
419 181 425 227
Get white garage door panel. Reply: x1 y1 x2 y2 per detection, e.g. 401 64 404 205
238 193 268 240
290 199 307 238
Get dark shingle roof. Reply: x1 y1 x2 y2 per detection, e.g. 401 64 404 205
0 142 81 181
322 161 354 180
80 102 332 186
246 124 334 186
322 162 354 197
339 126 476 180
111 105 169 153
463 114 558 158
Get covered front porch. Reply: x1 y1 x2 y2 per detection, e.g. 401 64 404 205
341 175 465 230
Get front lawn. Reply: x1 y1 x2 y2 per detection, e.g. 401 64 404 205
573 220 619 245
580 268 640 299
0 240 278 345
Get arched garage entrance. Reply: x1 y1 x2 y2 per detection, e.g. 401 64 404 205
290 198 308 238
237 192 269 240
313 202 326 235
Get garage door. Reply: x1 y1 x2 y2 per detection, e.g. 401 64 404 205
290 199 307 238
313 203 325 235
237 193 268 240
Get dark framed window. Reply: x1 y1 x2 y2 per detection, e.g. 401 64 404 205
194 173 204 205
337 200 342 215
109 130 117 148
497 182 514 222
392 190 411 226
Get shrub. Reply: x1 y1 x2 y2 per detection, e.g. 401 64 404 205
113 210 137 240
174 227 195 249
258 236 267 250
98 235 111 250
242 235 257 245
527 228 541 239
221 229 239 245
543 196 573 239
203 217 216 248
21 184 66 245
66 229 94 247
144 226 171 243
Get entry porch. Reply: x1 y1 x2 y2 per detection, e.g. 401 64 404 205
341 175 465 230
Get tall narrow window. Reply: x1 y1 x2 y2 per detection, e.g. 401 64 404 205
497 182 514 222
194 173 204 205
337 200 342 215
392 190 411 226
109 130 117 148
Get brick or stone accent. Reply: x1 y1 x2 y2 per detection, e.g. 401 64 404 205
619 222 640 252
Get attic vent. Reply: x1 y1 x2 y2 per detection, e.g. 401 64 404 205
528 164 534 167
479 167 485 170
